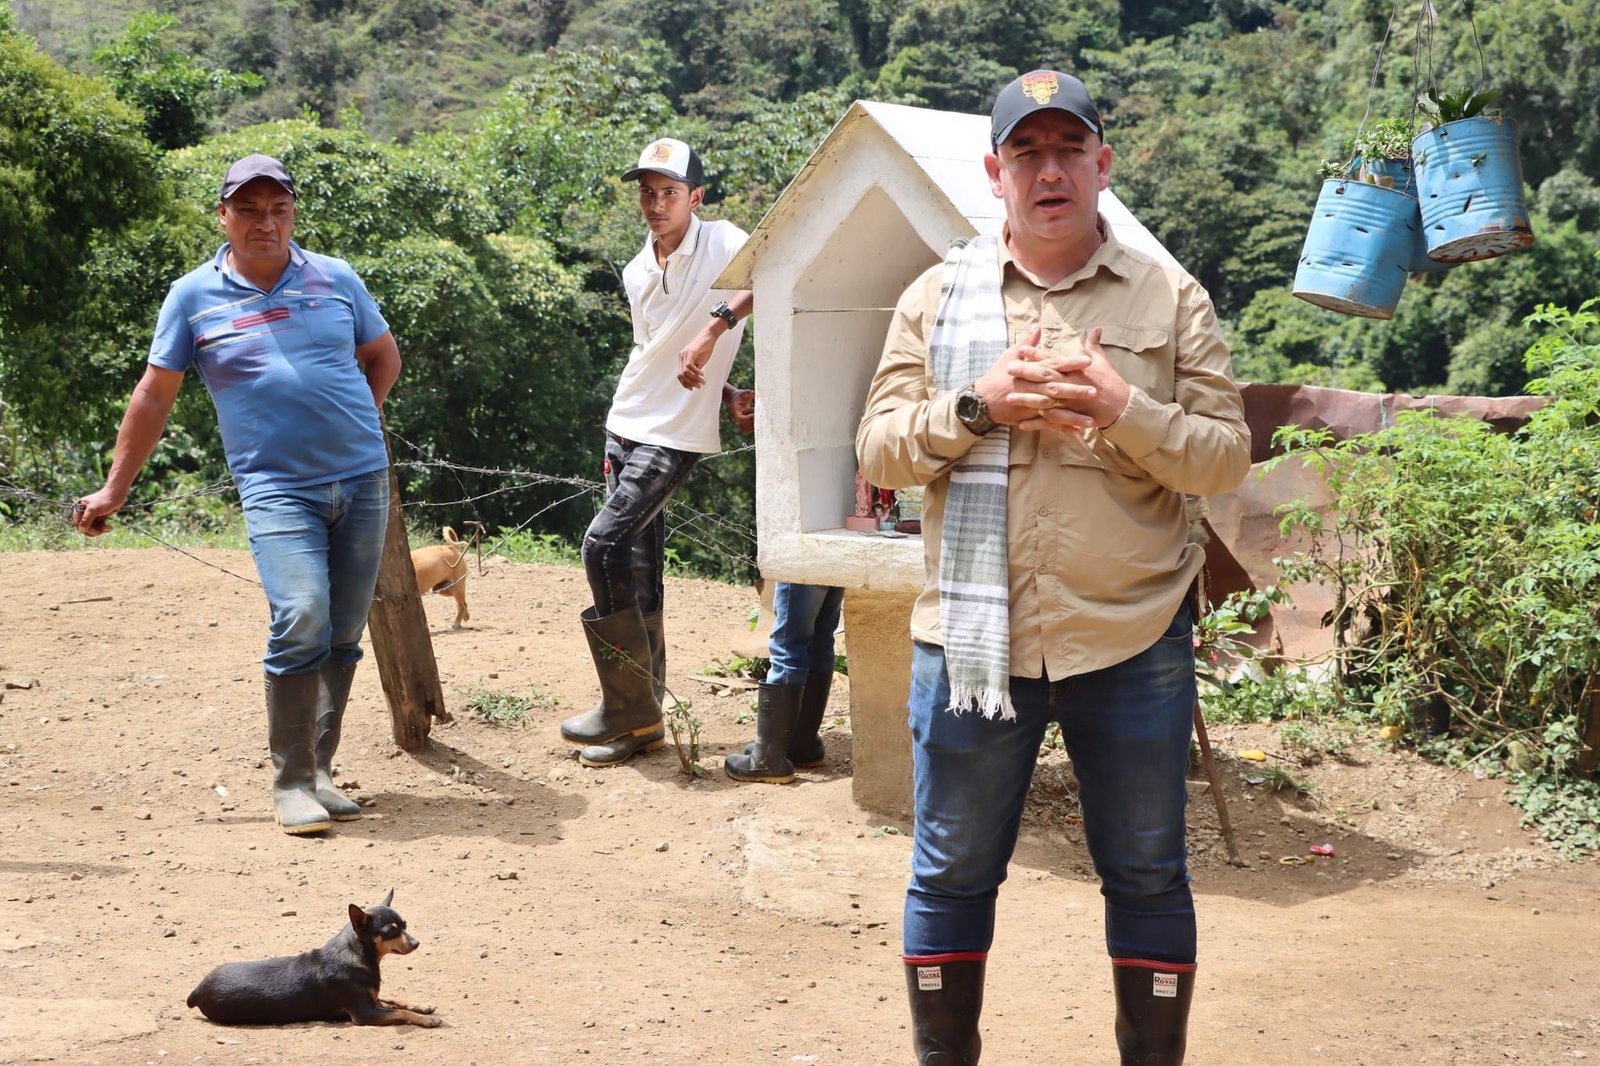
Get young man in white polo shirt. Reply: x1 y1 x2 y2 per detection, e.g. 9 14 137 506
560 137 754 767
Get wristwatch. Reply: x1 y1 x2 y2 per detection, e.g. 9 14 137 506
955 384 997 435
710 300 738 330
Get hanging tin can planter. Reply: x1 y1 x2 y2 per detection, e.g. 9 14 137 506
1361 156 1415 196
1292 179 1423 320
1411 115 1535 263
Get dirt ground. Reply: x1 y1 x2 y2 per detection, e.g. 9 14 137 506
1 547 1597 1066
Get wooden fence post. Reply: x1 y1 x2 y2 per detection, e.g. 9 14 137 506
366 429 448 749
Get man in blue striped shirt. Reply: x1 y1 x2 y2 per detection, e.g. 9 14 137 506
75 154 402 837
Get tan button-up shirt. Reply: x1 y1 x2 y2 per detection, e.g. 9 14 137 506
855 222 1251 680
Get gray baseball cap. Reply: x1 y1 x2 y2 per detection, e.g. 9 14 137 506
991 70 1102 148
219 154 297 201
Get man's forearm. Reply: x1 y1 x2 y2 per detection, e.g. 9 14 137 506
104 384 176 499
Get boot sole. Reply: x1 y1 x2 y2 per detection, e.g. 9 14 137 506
724 770 797 784
578 732 666 768
278 818 332 835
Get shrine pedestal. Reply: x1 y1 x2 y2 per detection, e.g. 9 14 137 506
841 587 917 819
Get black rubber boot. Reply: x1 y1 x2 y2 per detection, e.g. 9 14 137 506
642 609 666 703
742 668 834 768
724 683 801 784
313 660 364 821
904 955 984 1064
789 668 834 768
561 605 662 753
264 671 331 836
1113 961 1195 1065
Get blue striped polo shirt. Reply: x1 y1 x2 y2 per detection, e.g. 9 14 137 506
149 242 391 501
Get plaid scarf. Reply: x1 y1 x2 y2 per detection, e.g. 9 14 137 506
929 235 1014 720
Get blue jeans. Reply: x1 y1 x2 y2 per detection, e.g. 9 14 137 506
243 470 390 676
766 583 844 685
582 433 699 618
903 603 1197 965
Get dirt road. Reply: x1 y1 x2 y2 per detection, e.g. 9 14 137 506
1 549 1596 1064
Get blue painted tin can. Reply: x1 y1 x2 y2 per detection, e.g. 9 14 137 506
1411 116 1535 263
1362 156 1415 196
1292 179 1421 319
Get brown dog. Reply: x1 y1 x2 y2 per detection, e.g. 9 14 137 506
411 526 470 628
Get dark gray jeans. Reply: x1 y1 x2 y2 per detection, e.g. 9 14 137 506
581 432 699 618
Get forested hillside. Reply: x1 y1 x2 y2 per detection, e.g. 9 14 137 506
4 0 1599 566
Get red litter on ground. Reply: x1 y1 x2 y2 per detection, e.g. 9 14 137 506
1309 843 1336 857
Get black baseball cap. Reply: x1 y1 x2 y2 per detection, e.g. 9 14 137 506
621 138 705 187
219 154 296 200
991 70 1102 148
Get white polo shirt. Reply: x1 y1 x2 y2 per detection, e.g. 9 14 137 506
607 215 749 454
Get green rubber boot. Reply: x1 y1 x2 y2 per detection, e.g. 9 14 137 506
313 660 364 821
561 605 662 761
264 670 331 836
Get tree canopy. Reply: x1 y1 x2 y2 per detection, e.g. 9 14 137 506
2 0 1598 557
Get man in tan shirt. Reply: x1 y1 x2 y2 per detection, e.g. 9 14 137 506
856 70 1250 1065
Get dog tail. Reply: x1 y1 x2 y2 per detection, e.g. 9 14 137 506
442 526 459 544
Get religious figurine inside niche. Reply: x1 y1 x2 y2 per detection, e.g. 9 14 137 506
844 470 881 531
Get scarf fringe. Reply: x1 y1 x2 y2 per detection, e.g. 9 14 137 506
947 682 1016 722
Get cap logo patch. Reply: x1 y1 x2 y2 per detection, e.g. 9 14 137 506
648 141 674 163
1020 71 1060 105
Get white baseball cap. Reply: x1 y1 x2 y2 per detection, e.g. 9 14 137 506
621 138 705 187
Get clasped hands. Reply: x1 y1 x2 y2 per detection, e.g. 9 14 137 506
973 325 1130 433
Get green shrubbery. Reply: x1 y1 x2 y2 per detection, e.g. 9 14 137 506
1260 294 1600 856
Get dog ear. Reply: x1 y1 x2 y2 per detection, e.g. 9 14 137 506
380 887 395 908
349 903 367 928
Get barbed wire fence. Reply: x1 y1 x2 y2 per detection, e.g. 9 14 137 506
0 430 761 591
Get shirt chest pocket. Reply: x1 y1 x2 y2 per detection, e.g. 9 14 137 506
1048 325 1174 476
295 297 354 350
1096 324 1174 405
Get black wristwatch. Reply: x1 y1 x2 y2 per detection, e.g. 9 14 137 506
955 384 997 435
710 300 738 330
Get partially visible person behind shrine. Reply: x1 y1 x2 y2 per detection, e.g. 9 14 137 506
559 136 754 768
856 70 1251 1065
724 581 845 784
74 154 402 838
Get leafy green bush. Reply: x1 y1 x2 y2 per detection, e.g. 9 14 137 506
1269 295 1600 854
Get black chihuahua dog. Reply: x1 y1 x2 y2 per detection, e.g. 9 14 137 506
187 889 440 1027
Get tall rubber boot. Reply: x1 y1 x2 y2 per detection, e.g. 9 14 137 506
264 670 331 835
562 605 663 765
1112 960 1196 1065
579 609 667 769
724 682 800 784
313 660 364 821
742 668 834 768
904 954 985 1064
789 668 834 768
642 609 667 703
